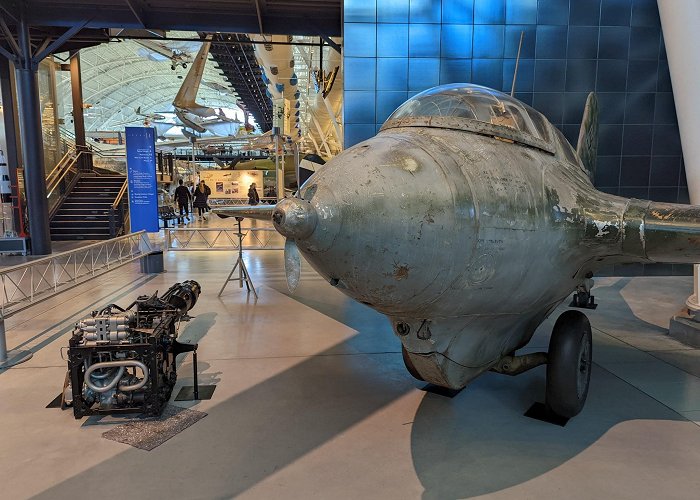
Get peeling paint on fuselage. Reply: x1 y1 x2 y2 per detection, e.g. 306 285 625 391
292 116 700 389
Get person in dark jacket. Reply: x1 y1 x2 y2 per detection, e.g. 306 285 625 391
248 183 260 205
174 179 192 223
192 180 211 219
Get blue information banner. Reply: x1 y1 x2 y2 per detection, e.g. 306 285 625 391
125 127 158 232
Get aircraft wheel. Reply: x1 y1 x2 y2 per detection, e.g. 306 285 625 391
402 346 424 381
182 63 188 69
171 64 176 70
545 310 592 418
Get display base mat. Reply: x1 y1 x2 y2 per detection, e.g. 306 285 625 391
174 385 216 401
524 402 570 427
102 404 207 451
421 384 463 398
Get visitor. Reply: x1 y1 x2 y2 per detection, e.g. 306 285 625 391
248 182 260 205
174 178 192 224
192 180 211 220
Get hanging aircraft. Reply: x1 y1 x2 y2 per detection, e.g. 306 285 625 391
136 36 243 140
135 38 199 70
214 83 700 420
170 38 240 134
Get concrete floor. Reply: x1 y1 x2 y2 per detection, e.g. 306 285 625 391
1 249 700 499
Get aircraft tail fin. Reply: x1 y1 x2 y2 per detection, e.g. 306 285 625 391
173 38 211 109
576 92 599 183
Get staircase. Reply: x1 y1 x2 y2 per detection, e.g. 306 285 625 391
50 174 126 241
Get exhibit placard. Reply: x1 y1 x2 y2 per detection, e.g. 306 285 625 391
125 127 158 232
199 170 263 199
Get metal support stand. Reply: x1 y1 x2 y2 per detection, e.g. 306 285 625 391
0 318 33 368
218 217 257 299
174 348 216 401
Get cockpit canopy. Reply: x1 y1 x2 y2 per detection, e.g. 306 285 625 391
385 84 552 145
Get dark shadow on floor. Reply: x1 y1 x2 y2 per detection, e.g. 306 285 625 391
29 275 691 499
410 364 684 499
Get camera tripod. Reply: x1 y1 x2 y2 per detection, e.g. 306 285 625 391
218 217 257 299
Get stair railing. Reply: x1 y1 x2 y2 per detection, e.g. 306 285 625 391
45 146 76 187
46 149 91 218
109 178 129 237
60 127 125 159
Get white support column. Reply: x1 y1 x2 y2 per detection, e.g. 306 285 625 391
657 0 700 310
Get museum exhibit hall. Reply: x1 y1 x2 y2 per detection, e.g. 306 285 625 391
2 1 700 498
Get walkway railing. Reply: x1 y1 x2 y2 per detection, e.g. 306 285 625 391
0 231 151 318
165 227 284 251
0 231 153 366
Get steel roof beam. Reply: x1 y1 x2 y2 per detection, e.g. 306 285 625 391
124 0 148 28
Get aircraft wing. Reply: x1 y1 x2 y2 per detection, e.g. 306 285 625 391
213 205 275 221
135 39 177 59
155 134 245 150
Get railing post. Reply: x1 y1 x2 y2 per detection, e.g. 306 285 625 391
0 316 33 367
109 207 116 238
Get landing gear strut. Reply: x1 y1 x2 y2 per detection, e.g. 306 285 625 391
545 310 592 418
400 309 593 421
570 272 597 309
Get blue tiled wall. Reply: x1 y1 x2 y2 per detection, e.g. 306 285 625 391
344 0 689 276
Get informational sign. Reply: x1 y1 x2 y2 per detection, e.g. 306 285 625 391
199 170 263 199
125 127 158 232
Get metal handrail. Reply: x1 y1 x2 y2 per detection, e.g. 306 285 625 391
45 146 76 186
111 178 129 210
108 178 130 237
60 127 125 159
46 150 90 198
0 231 152 318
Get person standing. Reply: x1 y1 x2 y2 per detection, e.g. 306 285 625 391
202 180 212 214
248 182 260 205
174 179 192 224
192 180 211 219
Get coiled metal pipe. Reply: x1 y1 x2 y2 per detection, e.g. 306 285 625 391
85 360 149 393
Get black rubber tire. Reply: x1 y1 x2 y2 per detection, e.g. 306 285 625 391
402 346 424 381
546 310 592 418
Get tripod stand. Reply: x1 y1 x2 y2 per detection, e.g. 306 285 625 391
218 217 258 299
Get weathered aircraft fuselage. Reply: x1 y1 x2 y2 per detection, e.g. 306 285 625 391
262 85 700 389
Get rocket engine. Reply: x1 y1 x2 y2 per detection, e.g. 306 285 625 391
65 280 201 418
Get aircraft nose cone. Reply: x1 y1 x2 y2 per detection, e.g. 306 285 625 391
272 197 318 240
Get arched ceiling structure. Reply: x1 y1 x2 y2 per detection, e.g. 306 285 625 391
56 35 243 132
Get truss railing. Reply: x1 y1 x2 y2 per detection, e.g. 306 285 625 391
0 231 152 318
165 227 284 251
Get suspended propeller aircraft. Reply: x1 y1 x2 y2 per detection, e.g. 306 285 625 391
135 38 199 69
214 84 700 420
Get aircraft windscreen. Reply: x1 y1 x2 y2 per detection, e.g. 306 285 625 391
387 84 551 143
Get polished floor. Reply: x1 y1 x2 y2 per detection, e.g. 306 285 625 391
2 247 700 499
